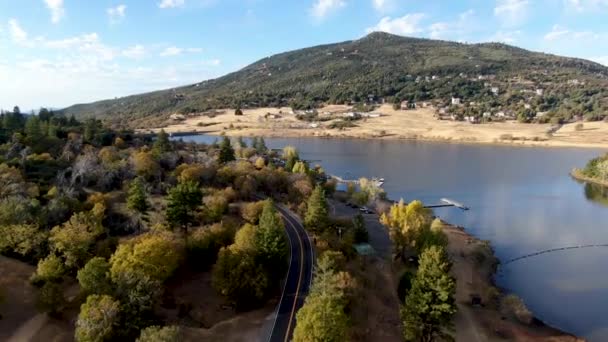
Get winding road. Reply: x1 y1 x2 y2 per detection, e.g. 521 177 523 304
268 204 314 342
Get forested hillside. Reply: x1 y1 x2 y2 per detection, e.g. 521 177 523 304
60 32 608 128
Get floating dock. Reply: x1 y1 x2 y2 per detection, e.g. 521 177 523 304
440 198 469 210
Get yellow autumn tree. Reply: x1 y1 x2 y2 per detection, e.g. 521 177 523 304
380 200 432 256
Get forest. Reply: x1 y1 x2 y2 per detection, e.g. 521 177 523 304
0 106 456 341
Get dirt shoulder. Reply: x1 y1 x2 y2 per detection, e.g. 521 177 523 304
144 105 608 149
443 223 583 342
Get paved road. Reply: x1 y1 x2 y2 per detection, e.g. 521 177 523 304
268 204 314 342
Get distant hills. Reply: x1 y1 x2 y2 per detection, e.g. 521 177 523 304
60 32 608 128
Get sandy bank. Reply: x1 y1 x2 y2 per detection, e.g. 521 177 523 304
442 222 583 341
143 105 608 149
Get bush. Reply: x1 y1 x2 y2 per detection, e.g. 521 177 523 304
575 123 584 131
36 282 65 315
241 201 265 224
136 326 182 342
501 294 533 324
186 224 235 270
212 248 269 309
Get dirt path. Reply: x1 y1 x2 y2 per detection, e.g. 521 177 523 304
7 314 48 342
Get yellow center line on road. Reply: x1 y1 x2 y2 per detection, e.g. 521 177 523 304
283 214 305 342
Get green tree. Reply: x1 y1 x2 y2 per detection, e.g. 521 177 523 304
49 205 105 269
165 181 202 232
293 251 350 342
109 232 184 283
136 326 182 342
254 137 267 154
153 129 171 153
255 200 288 277
380 200 433 258
211 248 269 309
25 116 43 142
75 295 120 342
77 257 112 295
0 224 48 260
33 254 66 283
236 136 247 148
36 282 65 315
352 213 369 243
127 177 150 217
218 136 235 163
292 160 308 174
401 245 456 342
84 118 97 143
304 186 329 232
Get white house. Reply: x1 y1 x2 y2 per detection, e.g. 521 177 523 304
491 87 499 95
483 112 492 118
496 111 506 118
536 88 544 96
400 101 410 110
524 104 532 109
451 97 462 105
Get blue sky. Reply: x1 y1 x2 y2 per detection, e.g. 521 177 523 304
1 0 607 110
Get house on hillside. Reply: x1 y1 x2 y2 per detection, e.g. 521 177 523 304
400 101 410 110
170 113 186 121
451 97 462 105
491 87 499 95
536 88 544 96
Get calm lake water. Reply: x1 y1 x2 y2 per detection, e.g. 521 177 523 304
176 135 608 340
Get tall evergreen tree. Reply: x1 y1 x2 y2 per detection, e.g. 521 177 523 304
304 186 329 232
127 177 150 217
401 245 456 342
353 213 369 243
166 181 203 232
218 136 235 163
255 200 288 278
153 129 171 153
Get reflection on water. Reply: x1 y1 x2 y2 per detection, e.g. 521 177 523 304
175 135 608 340
584 182 608 207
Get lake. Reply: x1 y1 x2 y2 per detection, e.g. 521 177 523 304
176 135 608 340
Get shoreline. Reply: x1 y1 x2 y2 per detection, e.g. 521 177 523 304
143 104 608 150
155 127 608 150
570 169 608 188
441 222 581 341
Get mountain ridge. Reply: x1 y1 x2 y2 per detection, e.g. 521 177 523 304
61 32 608 128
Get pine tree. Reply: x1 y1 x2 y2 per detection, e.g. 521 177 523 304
218 136 235 163
304 186 329 232
255 137 268 154
237 136 247 148
127 177 150 217
166 181 203 232
255 200 288 279
153 129 171 153
401 245 456 342
353 213 369 243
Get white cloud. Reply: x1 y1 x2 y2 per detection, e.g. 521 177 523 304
366 13 425 36
494 0 529 27
44 0 65 24
544 25 570 41
490 30 522 43
122 45 146 59
428 9 476 40
544 25 600 41
160 46 202 57
202 59 221 66
159 0 185 9
8 19 29 45
310 0 346 19
565 0 608 11
372 0 394 12
160 46 183 56
107 5 127 23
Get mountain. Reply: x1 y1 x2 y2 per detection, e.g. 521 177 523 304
61 32 608 128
